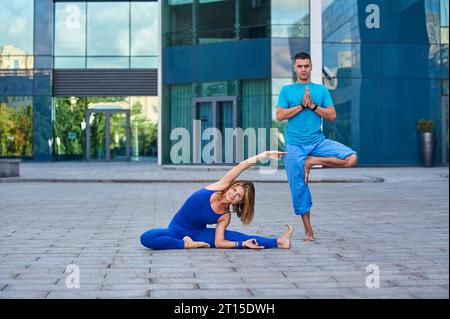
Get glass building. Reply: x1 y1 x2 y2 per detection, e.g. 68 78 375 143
1 0 448 166
0 0 159 161
322 0 449 165
161 0 448 166
161 0 310 165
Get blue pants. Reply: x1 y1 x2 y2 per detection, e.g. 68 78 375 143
285 138 356 216
140 227 278 250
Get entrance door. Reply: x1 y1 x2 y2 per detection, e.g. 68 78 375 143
85 109 130 161
192 97 237 164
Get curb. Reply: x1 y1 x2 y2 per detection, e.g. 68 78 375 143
0 177 385 184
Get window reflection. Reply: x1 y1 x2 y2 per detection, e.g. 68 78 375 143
54 1 158 69
54 57 86 69
86 57 129 69
271 0 309 38
198 0 236 43
0 0 34 55
131 57 158 69
164 0 272 46
87 2 129 56
164 0 193 46
0 96 33 157
131 2 158 56
55 2 86 56
53 96 158 160
240 0 270 39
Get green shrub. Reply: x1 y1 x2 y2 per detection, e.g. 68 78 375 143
417 119 435 133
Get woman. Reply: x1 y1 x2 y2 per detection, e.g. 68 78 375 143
140 151 294 250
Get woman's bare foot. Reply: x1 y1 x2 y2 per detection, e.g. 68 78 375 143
277 224 294 249
183 236 210 249
303 233 314 242
304 157 314 184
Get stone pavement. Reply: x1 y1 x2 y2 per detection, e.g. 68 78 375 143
1 161 449 183
0 163 448 299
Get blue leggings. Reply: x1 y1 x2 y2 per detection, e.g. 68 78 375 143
140 227 278 250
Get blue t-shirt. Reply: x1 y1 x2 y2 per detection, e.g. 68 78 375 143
277 82 334 146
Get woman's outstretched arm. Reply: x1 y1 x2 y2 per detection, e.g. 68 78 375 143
206 151 286 191
214 214 264 249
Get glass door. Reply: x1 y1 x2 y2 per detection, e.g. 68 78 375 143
193 97 237 164
217 100 234 163
197 101 213 157
86 109 130 161
110 112 128 161
88 112 106 160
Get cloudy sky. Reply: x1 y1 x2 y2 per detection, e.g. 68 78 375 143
0 0 34 54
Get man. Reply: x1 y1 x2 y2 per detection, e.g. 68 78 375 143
276 52 358 242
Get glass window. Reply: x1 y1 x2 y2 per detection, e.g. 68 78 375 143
271 38 309 77
129 96 158 160
131 2 158 56
131 57 158 69
272 78 292 96
271 0 309 38
55 2 87 56
197 0 235 43
0 70 34 95
441 0 449 44
87 2 130 56
86 57 129 69
240 0 270 39
0 96 33 157
164 0 193 46
0 54 34 69
441 0 449 27
54 57 86 69
53 97 87 159
0 0 34 55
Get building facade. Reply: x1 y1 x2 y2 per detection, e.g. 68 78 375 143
0 0 159 161
322 0 449 165
161 0 449 166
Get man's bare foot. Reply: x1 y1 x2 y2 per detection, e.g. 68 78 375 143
304 157 314 184
303 233 314 242
183 236 210 249
277 224 294 249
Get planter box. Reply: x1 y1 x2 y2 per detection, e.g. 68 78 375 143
0 159 21 177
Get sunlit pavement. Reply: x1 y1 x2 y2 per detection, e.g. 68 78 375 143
0 164 448 299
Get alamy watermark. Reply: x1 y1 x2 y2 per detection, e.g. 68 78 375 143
65 264 80 289
365 264 380 288
366 4 381 29
170 121 281 174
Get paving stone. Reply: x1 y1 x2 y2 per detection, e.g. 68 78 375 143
0 166 448 299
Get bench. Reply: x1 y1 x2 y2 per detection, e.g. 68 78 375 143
0 159 21 177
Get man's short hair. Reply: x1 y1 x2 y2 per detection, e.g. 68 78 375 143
294 52 311 62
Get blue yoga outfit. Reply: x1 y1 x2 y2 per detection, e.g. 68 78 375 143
284 139 356 216
277 82 356 216
140 188 278 250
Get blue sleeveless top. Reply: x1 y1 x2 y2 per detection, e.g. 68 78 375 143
168 188 228 231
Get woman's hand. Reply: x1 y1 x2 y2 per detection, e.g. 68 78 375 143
243 238 265 249
259 151 287 161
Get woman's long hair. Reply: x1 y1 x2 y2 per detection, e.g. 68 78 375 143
221 181 255 225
